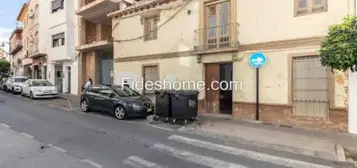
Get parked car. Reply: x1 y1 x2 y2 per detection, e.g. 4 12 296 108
21 79 58 99
5 76 28 94
80 84 154 120
0 77 8 90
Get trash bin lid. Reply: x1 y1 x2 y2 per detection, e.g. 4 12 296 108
173 90 199 96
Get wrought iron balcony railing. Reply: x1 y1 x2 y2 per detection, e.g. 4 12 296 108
193 23 239 52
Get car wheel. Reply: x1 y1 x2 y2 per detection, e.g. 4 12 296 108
12 88 15 94
114 106 126 120
81 100 89 112
30 91 34 100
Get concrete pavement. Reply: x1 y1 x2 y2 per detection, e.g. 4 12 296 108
0 91 355 168
0 124 94 168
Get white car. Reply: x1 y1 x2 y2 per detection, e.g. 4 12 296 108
5 76 28 94
21 79 58 99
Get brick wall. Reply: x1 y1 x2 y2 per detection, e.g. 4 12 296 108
85 20 96 44
85 20 112 44
101 24 112 41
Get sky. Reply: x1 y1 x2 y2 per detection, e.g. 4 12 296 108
0 0 28 52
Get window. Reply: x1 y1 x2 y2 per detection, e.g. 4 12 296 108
52 32 65 48
205 1 230 49
32 80 53 87
52 0 64 13
89 86 101 94
295 0 327 16
14 78 28 83
99 86 115 98
143 65 159 94
144 16 158 41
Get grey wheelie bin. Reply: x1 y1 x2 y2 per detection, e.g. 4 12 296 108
154 90 172 122
170 90 199 124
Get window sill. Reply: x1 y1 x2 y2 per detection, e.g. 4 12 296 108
294 10 327 17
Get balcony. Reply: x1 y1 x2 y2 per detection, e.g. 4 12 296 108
76 0 119 24
29 47 46 58
76 40 113 52
10 40 23 55
193 23 239 54
76 21 113 52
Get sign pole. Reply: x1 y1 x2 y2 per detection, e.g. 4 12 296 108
256 67 259 121
249 52 266 121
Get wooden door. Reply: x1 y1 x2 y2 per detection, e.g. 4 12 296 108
205 63 220 113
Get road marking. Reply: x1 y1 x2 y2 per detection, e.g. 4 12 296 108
151 143 249 168
1 123 10 128
21 132 34 139
123 156 168 168
168 135 334 168
81 159 103 168
53 146 67 153
149 124 174 131
67 100 73 110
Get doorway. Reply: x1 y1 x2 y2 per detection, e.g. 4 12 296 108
55 65 63 93
67 66 71 93
99 50 113 85
204 63 233 115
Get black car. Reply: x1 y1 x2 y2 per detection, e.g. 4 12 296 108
80 84 154 120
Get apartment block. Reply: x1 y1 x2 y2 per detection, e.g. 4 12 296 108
109 0 352 132
9 25 24 76
76 0 118 93
46 0 79 94
23 0 48 80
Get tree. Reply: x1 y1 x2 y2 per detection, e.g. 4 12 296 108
0 59 11 78
320 15 357 72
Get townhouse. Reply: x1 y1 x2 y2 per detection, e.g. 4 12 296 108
76 0 118 93
108 0 351 132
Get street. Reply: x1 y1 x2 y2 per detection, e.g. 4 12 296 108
0 91 353 168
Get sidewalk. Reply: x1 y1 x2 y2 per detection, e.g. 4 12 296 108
178 114 357 164
0 125 94 168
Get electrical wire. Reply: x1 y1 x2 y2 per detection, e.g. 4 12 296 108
113 0 194 43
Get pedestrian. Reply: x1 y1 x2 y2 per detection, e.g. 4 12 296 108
82 78 93 92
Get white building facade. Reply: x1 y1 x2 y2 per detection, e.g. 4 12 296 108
46 0 78 94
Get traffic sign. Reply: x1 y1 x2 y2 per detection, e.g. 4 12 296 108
249 52 266 68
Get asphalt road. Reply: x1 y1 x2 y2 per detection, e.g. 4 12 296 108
0 91 354 168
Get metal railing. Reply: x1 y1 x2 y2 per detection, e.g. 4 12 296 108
193 23 239 52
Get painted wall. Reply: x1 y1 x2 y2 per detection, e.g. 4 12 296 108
114 56 203 100
349 72 357 133
238 0 354 44
46 0 78 94
112 0 199 58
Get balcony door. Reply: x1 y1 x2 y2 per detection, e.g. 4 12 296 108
205 1 230 49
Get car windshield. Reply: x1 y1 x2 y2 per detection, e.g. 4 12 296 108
32 81 53 87
111 85 141 97
14 78 28 83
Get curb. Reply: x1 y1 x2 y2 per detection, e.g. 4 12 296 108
178 126 337 162
336 144 346 162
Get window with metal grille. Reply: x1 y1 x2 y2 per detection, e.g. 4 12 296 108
205 1 230 49
144 16 158 41
143 65 159 94
292 56 330 118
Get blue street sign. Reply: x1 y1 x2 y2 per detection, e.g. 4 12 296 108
249 52 266 68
